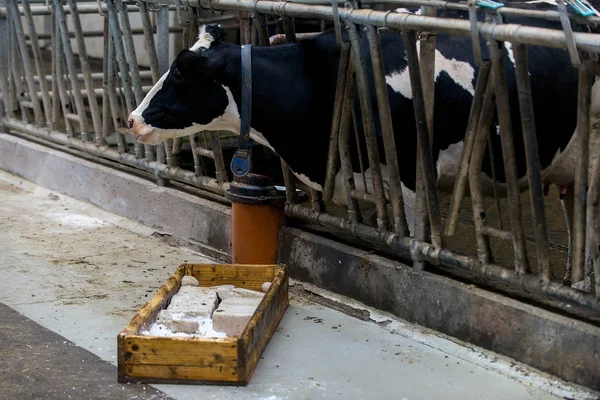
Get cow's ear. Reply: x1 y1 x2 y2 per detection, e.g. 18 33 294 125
175 49 222 79
205 24 227 44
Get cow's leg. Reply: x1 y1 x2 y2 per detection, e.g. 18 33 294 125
560 185 575 286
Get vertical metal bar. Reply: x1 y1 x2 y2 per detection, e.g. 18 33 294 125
586 139 600 298
138 1 160 82
402 30 443 248
281 16 296 43
66 0 103 143
468 74 496 265
53 10 73 136
572 59 594 284
240 12 252 44
338 65 361 225
513 43 552 282
281 159 297 204
107 0 141 157
255 13 269 47
331 0 342 44
323 41 351 201
190 134 207 176
106 33 127 154
366 25 409 236
9 0 43 126
51 9 60 130
21 0 52 129
347 22 388 232
114 0 153 159
9 12 30 123
156 4 172 184
101 16 111 140
445 62 491 236
487 39 530 275
0 0 11 124
412 6 437 270
53 0 90 141
209 131 228 183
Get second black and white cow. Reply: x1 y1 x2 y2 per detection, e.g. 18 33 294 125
128 10 600 282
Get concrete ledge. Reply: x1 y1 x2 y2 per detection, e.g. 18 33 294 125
1 132 599 390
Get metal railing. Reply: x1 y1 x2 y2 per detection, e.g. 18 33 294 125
1 0 600 323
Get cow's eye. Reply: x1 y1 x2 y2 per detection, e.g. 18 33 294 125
173 68 181 78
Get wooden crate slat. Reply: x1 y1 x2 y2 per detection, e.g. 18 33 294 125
126 364 240 382
239 266 289 382
188 264 275 288
124 336 238 366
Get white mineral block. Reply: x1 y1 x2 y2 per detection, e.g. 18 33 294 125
214 284 236 301
181 275 200 286
232 288 265 299
261 282 271 293
156 310 199 334
167 286 218 318
212 297 263 337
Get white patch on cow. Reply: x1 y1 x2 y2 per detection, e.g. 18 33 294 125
525 0 557 5
395 7 421 14
385 49 475 98
496 124 500 136
190 25 216 52
504 42 516 65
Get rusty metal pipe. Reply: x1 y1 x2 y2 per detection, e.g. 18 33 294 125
445 61 491 236
513 43 552 282
487 39 530 275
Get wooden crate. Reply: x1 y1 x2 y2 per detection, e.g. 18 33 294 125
117 263 289 385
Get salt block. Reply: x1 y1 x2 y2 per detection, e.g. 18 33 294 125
167 286 218 318
261 282 271 293
232 288 265 299
181 276 200 286
156 310 199 334
214 284 236 301
212 297 263 337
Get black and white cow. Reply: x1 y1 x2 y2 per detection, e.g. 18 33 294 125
128 8 600 284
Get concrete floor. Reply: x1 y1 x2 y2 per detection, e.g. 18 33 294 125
0 170 597 400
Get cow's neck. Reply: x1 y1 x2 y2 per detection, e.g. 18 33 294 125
221 41 336 189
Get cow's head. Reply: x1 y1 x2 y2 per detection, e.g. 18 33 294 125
128 25 239 145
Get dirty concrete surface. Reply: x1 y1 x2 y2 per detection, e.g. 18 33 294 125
0 170 597 400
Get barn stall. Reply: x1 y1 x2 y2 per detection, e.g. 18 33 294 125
1 0 600 390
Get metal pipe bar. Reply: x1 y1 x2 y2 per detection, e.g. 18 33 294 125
282 201 600 320
586 130 600 297
8 0 43 126
67 0 103 141
52 10 74 136
23 26 185 40
323 41 350 201
4 118 229 194
445 61 491 236
138 1 160 82
513 43 552 282
34 70 154 84
486 129 504 229
402 30 443 248
468 68 495 265
21 0 53 129
36 85 153 100
572 59 594 285
106 32 127 153
115 0 154 160
347 22 388 232
208 0 600 52
102 16 111 140
209 131 228 183
338 59 361 225
9 11 31 124
7 3 164 16
54 0 91 140
487 39 530 275
50 9 60 132
280 159 297 204
190 134 207 176
482 225 513 241
194 144 215 159
366 25 409 237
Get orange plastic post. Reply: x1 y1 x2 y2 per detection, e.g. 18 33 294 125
225 174 285 265
231 203 283 264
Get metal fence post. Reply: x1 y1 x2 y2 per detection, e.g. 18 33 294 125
0 0 8 133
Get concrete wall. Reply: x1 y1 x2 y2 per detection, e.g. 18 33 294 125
1 132 599 390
